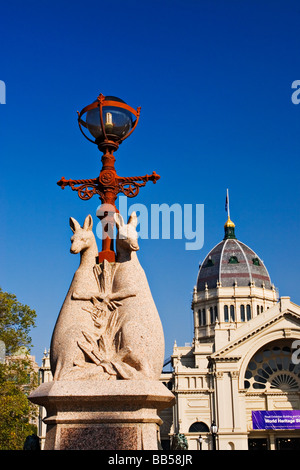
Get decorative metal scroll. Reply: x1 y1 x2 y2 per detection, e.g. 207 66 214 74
57 171 160 202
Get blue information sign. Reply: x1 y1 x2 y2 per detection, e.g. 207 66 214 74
252 410 300 430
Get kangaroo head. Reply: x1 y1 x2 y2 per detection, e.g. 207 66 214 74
69 214 95 254
114 212 139 253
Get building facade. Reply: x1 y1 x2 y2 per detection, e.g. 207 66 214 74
160 217 300 450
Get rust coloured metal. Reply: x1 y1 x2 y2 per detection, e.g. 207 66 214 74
58 94 159 263
57 170 160 203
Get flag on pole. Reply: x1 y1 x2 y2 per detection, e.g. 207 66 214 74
225 189 228 212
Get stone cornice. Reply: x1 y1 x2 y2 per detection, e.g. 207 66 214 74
244 390 300 397
194 285 277 303
173 389 213 395
208 356 241 363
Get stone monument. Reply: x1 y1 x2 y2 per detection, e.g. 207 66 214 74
29 212 174 450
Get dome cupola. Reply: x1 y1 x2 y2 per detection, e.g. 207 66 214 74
192 200 278 343
197 217 273 292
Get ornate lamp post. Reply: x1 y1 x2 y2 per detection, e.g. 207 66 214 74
57 93 160 263
210 420 218 450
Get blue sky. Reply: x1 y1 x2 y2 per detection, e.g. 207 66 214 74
0 0 300 364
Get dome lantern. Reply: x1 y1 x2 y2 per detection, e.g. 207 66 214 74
224 216 236 239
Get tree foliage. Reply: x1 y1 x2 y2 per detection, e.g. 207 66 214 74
0 360 38 449
0 287 36 355
0 288 38 449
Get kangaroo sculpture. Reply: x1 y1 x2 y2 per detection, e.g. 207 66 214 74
112 212 165 381
50 212 165 382
50 215 100 380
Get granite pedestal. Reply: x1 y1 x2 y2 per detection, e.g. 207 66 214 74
29 379 175 450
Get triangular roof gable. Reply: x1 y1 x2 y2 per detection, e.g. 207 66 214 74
211 297 300 360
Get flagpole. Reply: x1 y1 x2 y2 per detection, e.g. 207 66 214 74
224 188 236 239
227 188 230 220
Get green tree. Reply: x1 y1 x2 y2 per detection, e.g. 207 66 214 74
0 288 38 450
0 287 37 355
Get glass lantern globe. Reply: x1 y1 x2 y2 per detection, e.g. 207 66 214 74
211 421 218 434
85 96 134 143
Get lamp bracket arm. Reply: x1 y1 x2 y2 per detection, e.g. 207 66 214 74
117 171 160 198
57 176 100 200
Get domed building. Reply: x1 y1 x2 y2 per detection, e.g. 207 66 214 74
194 216 278 343
160 216 300 451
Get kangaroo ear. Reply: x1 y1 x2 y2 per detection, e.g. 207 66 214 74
114 212 124 229
128 211 138 228
69 217 81 233
83 214 93 231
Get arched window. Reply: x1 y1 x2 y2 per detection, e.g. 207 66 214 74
247 304 251 321
198 309 207 326
214 306 218 321
240 305 245 322
188 422 210 433
202 308 206 326
224 305 229 322
210 307 214 323
198 309 202 326
230 305 235 321
204 256 214 267
244 342 300 391
257 305 260 316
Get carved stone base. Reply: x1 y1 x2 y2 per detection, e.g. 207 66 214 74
29 379 175 450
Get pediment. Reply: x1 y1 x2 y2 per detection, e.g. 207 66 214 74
211 300 300 361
